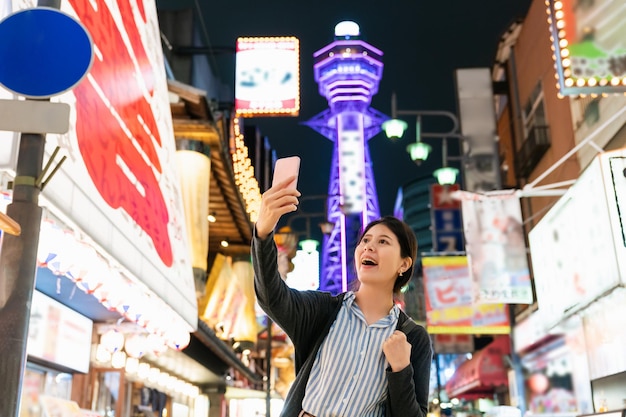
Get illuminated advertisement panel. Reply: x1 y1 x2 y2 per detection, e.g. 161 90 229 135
27 290 93 373
529 150 626 329
235 36 300 117
2 0 197 330
547 0 626 96
422 256 510 334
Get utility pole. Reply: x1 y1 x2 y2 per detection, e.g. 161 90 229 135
0 1 91 415
0 131 46 417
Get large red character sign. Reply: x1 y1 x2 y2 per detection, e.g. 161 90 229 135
68 0 172 266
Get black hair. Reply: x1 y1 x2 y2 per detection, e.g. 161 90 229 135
358 216 418 293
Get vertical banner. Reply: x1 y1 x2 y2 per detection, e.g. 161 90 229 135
430 184 464 252
455 68 500 192
462 195 532 304
422 256 510 334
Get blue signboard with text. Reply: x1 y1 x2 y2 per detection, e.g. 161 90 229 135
431 184 464 252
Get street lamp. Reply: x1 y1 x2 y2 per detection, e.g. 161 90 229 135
382 92 463 185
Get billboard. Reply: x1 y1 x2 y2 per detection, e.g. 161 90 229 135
455 68 500 192
235 36 300 117
461 194 532 304
1 0 198 334
547 0 626 96
422 256 510 334
529 150 626 328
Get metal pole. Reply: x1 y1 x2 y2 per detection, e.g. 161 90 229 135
435 353 442 406
509 304 527 415
0 3 61 415
0 133 45 417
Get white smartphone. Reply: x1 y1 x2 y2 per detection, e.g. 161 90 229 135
272 156 301 189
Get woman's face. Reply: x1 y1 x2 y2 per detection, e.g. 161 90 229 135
355 224 410 287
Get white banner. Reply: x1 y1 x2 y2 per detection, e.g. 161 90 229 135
462 194 532 304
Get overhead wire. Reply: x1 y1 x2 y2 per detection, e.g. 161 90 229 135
193 0 224 83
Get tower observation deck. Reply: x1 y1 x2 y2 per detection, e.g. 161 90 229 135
304 21 388 294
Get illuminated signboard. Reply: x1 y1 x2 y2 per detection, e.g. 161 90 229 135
337 114 365 214
235 36 300 117
27 291 93 373
547 0 626 96
529 150 626 329
10 0 198 331
422 256 510 335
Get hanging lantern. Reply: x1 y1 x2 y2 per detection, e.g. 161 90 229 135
37 219 63 267
76 255 108 294
125 357 139 374
166 327 191 351
137 362 151 379
111 350 126 369
124 333 148 358
119 291 149 324
94 343 112 364
166 375 177 390
43 230 78 276
147 367 161 383
158 372 170 388
174 379 185 394
100 328 125 353
528 372 550 394
146 333 168 356
66 242 100 283
94 271 127 311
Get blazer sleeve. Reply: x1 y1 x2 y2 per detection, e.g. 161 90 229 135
251 228 334 345
386 323 433 417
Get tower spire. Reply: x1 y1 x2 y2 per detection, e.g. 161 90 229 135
304 21 387 293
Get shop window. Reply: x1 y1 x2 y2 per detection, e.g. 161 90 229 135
19 365 74 417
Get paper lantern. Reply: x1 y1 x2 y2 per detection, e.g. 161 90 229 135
100 329 124 353
528 372 549 394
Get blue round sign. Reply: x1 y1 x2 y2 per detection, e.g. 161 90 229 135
0 7 93 98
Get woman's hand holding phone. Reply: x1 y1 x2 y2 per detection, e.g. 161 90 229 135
271 156 300 189
256 156 302 239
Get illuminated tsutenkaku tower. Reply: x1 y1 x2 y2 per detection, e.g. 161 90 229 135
304 21 387 294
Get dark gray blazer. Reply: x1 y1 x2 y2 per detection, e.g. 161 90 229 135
252 231 433 417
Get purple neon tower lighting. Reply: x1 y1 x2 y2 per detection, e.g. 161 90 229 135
304 21 388 294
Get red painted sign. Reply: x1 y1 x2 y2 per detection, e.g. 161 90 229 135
68 0 172 265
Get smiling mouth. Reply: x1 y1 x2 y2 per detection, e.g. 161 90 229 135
361 259 377 266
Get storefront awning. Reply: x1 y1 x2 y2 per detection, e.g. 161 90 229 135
445 336 510 400
191 319 262 385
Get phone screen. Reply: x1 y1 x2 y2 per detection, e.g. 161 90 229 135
272 156 301 189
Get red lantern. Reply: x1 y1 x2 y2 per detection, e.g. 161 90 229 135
528 372 550 394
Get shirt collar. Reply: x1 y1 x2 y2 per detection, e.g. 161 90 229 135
343 291 400 326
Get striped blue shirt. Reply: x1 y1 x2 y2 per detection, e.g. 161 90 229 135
301 291 400 417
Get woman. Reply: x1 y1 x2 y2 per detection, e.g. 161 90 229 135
252 176 433 417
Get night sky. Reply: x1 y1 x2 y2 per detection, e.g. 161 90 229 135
200 0 532 229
